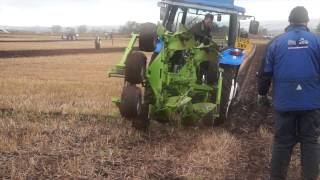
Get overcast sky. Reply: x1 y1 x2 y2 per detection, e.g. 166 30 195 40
0 0 319 26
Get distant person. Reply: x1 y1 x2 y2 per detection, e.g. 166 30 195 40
95 36 101 50
257 6 320 179
190 13 214 45
110 32 114 46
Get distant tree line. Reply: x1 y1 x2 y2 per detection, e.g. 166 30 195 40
51 22 141 35
53 20 320 37
118 21 142 34
51 25 62 34
118 21 232 35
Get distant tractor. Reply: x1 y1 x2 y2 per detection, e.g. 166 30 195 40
61 28 79 41
61 33 79 40
109 0 259 130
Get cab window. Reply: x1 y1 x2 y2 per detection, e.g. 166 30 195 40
171 8 186 32
185 9 230 47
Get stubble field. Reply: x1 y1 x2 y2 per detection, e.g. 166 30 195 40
0 34 302 179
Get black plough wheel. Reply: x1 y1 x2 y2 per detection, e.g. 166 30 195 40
131 53 155 131
119 85 142 118
125 51 147 84
217 65 239 125
139 23 157 52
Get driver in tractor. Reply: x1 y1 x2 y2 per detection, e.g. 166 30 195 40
190 13 214 45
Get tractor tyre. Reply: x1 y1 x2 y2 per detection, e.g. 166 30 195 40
207 60 219 85
216 65 239 125
139 23 157 52
125 51 147 84
119 85 142 118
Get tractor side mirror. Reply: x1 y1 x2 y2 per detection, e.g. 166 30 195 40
160 7 167 21
249 20 260 34
217 14 222 22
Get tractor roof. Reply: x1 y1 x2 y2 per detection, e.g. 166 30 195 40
160 0 246 15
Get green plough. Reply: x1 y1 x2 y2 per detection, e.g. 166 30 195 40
108 0 259 131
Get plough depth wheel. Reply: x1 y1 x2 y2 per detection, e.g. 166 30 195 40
125 51 147 84
119 85 142 118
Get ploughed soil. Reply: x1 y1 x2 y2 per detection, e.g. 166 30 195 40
222 43 274 178
0 47 138 58
222 43 301 179
0 39 94 43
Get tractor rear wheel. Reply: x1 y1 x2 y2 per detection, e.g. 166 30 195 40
207 60 219 85
216 65 239 125
119 85 142 118
139 23 157 52
125 51 147 84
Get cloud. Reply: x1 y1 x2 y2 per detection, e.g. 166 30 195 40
0 0 98 8
0 0 318 26
0 0 160 26
235 0 319 21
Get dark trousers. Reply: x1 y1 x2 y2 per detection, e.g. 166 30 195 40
271 110 320 180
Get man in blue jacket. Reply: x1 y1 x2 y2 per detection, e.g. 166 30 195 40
258 6 320 179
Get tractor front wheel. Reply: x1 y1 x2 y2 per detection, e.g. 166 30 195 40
125 51 147 84
119 85 142 118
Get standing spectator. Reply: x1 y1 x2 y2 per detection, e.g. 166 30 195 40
258 6 320 180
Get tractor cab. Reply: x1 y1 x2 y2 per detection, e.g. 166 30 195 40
158 0 259 49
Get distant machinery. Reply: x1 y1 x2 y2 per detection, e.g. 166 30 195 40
0 29 10 34
61 28 79 40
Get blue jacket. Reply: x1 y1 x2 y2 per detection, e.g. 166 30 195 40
264 25 320 111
